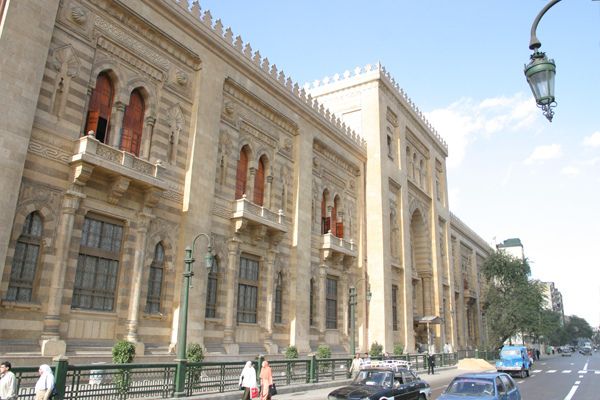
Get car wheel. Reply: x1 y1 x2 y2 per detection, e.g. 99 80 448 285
520 369 526 379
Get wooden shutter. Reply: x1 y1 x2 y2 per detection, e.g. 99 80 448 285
331 201 337 236
235 149 248 199
86 74 113 141
336 222 344 239
253 157 265 205
321 193 328 234
121 90 144 156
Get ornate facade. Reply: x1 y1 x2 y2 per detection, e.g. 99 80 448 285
0 0 491 358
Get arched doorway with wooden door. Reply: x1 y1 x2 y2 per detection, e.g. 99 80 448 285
409 207 435 352
85 72 115 144
121 89 145 156
321 189 330 234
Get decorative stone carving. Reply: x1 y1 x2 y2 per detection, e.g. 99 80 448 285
94 16 170 71
28 139 71 164
70 6 87 25
167 104 184 165
70 161 94 186
50 45 80 118
175 70 188 86
107 176 131 204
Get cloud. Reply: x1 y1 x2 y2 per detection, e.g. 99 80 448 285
560 166 580 177
583 132 600 147
425 93 537 168
524 144 562 165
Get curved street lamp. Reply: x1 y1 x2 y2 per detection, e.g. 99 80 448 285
174 233 215 398
524 0 562 122
349 279 372 356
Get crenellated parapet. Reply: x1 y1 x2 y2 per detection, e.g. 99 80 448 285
305 62 449 153
163 0 366 150
450 212 493 254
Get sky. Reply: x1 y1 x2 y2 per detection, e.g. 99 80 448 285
197 1 600 328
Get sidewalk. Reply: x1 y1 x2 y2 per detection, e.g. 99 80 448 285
175 365 463 400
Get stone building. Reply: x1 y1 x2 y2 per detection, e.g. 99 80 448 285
0 0 491 358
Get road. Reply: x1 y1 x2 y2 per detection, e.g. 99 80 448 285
513 351 599 400
271 352 600 399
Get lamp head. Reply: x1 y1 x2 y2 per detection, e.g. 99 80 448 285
524 51 556 122
204 245 215 270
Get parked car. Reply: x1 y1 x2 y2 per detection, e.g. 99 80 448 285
438 372 521 400
495 345 531 378
327 366 430 400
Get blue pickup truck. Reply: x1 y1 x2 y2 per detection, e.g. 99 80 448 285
495 345 531 378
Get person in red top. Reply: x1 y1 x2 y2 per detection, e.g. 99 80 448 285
259 360 273 399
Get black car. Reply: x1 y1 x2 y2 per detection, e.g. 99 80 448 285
327 366 430 400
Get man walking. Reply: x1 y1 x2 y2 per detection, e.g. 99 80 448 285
0 361 17 400
427 353 436 375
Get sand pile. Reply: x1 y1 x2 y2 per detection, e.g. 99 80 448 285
457 358 496 371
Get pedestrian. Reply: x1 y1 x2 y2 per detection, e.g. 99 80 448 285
239 361 257 400
34 364 54 400
349 353 362 378
259 360 273 400
0 361 17 400
535 348 540 360
427 353 435 375
363 352 371 365
383 352 390 360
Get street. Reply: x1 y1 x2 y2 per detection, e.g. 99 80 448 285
271 353 600 399
511 352 599 400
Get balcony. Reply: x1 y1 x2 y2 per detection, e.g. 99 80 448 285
69 135 168 205
320 232 357 260
231 196 287 241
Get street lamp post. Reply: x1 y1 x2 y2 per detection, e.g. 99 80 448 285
174 233 215 398
524 0 562 122
348 282 372 356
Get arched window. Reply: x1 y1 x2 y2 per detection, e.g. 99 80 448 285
205 255 218 318
253 155 266 206
121 89 145 156
331 195 343 238
145 242 164 314
85 73 114 143
6 212 43 302
274 272 282 324
321 190 330 234
235 147 249 199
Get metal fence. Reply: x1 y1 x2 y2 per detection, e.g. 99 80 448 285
10 350 498 399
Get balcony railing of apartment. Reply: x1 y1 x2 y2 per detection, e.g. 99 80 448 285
231 195 287 235
70 134 168 192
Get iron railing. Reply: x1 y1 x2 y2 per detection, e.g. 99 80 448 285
9 350 498 399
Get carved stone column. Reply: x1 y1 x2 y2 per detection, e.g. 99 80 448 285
125 212 153 355
41 167 91 356
247 167 256 201
318 263 327 341
264 249 277 354
109 101 126 148
223 238 240 354
265 175 273 209
141 116 156 160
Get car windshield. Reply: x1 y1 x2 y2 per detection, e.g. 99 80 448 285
354 370 393 387
445 379 494 396
500 349 521 357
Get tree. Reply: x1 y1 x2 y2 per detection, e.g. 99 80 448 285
565 315 593 340
481 251 545 349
